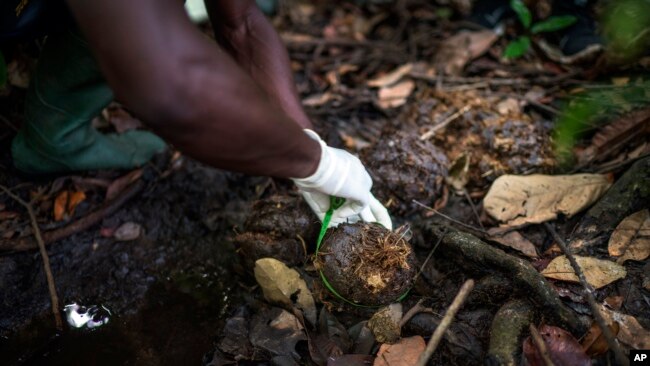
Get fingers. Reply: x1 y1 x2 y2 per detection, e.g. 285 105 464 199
368 195 393 230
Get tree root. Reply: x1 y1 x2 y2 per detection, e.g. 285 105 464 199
423 223 588 334
486 299 535 366
570 155 650 253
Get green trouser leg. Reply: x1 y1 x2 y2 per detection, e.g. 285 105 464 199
11 28 166 174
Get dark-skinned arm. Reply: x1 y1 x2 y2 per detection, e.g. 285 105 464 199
204 0 312 129
64 0 319 178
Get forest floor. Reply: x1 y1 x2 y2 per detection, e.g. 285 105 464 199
1 1 649 365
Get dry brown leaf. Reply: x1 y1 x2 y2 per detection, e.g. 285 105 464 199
373 336 425 366
604 295 623 310
432 29 498 75
608 209 650 264
377 80 414 109
66 191 86 216
367 63 413 88
53 190 69 222
576 107 650 165
580 320 620 356
600 305 650 350
483 174 611 226
254 258 317 326
489 231 538 258
541 255 626 289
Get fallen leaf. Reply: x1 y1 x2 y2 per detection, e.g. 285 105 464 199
250 307 306 360
373 336 425 366
113 222 142 241
523 325 590 366
53 190 69 221
106 169 143 201
483 174 611 226
445 153 470 192
541 255 626 289
377 80 415 109
254 258 317 325
580 320 620 356
576 107 650 165
367 63 413 88
604 295 624 310
600 305 650 350
612 77 629 86
66 191 86 216
106 106 143 133
608 209 650 264
489 231 539 258
432 30 498 75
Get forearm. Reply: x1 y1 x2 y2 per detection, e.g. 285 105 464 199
66 0 319 178
205 0 312 129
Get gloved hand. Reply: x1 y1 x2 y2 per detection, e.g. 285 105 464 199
292 130 392 230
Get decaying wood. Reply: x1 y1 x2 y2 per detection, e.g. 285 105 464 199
487 299 535 366
423 223 587 334
0 180 144 253
570 156 650 253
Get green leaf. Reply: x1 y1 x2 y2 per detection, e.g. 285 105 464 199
0 52 7 88
510 0 532 29
503 36 531 59
531 15 577 34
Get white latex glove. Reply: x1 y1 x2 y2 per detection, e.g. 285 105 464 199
292 130 392 230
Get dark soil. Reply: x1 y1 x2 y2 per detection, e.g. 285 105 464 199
316 222 417 306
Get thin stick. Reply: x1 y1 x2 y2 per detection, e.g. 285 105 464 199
463 189 485 231
415 279 474 366
412 200 486 235
543 223 628 366
529 324 555 366
0 184 63 330
420 105 471 140
400 299 434 328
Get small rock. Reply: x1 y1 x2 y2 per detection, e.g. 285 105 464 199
114 222 142 241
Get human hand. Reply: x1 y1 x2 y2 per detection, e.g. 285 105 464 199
291 130 392 230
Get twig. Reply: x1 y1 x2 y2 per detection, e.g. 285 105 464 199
0 180 144 252
400 299 434 328
0 184 63 330
529 324 556 366
415 279 474 366
463 189 485 231
412 200 486 235
420 105 471 140
543 223 628 366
